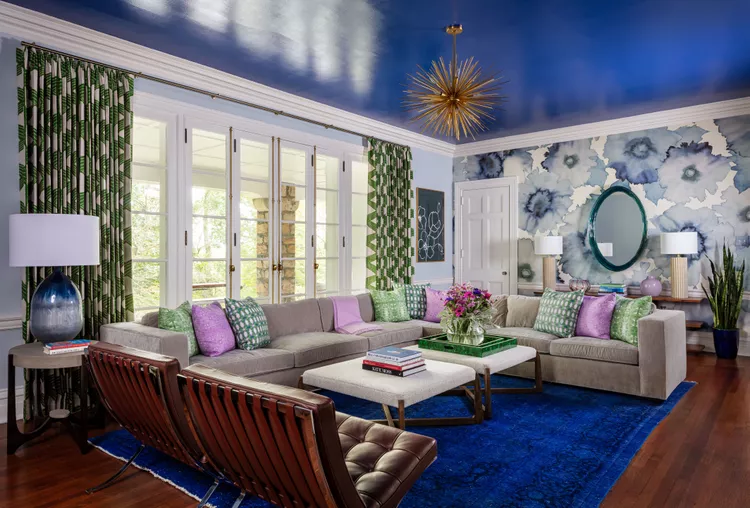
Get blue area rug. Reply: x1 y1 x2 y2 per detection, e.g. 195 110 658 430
89 377 694 508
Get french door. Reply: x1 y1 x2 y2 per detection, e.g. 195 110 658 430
184 119 351 304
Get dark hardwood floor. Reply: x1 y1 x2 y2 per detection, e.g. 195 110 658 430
2 354 748 507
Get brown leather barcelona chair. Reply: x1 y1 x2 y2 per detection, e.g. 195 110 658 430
86 342 221 506
180 363 438 508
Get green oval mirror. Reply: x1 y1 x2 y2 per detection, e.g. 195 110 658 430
588 186 647 272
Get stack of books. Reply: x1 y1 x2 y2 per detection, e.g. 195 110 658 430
362 347 425 377
43 339 92 355
599 283 627 295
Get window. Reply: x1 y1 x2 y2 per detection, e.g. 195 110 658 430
189 127 229 303
131 116 169 320
315 152 341 297
350 158 369 293
130 95 366 313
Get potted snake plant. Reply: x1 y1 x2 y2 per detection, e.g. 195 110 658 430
702 243 745 359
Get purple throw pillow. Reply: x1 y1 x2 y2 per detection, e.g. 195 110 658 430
575 294 617 339
192 302 235 357
424 288 447 323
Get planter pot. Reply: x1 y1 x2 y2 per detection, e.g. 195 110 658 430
713 328 740 359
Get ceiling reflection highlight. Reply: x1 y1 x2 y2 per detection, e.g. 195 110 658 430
125 0 378 96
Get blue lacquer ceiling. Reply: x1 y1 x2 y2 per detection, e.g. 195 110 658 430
6 0 750 143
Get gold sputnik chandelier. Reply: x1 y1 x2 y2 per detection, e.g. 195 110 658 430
404 24 506 141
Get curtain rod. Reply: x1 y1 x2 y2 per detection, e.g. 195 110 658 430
21 41 409 149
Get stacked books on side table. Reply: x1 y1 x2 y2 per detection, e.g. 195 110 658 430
43 339 92 355
362 347 426 377
599 283 627 295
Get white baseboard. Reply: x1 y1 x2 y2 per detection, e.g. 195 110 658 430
688 330 750 357
0 387 24 424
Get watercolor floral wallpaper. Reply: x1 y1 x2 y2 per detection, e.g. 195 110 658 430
454 114 750 297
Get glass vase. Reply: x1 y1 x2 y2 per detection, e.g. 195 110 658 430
444 317 485 345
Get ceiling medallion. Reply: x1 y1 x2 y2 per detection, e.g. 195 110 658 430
404 24 506 141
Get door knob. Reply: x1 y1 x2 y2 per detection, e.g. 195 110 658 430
502 271 508 275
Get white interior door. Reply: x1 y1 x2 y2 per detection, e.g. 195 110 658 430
456 178 518 295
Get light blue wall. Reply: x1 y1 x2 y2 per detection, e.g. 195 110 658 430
0 36 24 392
0 43 454 390
413 148 453 288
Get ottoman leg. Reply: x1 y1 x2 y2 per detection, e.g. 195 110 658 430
484 368 493 420
491 353 544 394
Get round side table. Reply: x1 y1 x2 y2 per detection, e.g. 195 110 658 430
7 341 95 455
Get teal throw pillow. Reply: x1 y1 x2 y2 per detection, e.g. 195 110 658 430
370 288 410 322
158 302 199 357
393 282 431 319
610 296 652 346
533 289 585 338
224 297 271 351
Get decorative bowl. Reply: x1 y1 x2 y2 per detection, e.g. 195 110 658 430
568 279 591 292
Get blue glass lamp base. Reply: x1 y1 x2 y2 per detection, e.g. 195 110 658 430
30 268 83 343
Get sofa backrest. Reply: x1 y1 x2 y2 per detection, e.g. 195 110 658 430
318 293 375 331
261 299 324 339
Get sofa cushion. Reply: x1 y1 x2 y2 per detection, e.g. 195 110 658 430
490 295 508 327
357 293 375 322
362 322 423 350
533 289 585 338
487 327 559 354
225 297 271 351
141 310 159 328
189 348 294 376
393 282 430 319
506 296 541 328
407 320 443 337
371 288 410 322
261 299 323 339
158 302 199 357
271 332 369 367
549 336 639 365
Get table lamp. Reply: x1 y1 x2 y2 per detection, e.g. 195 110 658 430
661 232 697 299
534 236 563 290
9 214 100 343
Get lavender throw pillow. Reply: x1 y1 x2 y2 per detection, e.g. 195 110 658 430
575 294 617 339
424 288 447 323
192 302 235 357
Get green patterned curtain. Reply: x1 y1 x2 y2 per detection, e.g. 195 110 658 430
17 46 135 419
365 138 414 290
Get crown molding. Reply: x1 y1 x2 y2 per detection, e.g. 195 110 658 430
0 1 455 157
454 96 750 157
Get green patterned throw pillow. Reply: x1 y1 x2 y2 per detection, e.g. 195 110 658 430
393 283 431 319
370 288 410 322
224 297 271 351
533 289 585 338
158 302 199 358
611 296 652 345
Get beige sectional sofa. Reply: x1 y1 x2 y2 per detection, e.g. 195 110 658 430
100 293 687 400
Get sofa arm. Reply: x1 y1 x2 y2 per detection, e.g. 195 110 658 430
637 309 687 400
99 322 190 369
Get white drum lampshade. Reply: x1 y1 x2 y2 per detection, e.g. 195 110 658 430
10 214 100 267
535 236 563 290
534 236 563 256
660 232 698 299
9 214 100 343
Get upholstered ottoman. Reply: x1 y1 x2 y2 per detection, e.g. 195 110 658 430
300 357 480 428
405 344 542 419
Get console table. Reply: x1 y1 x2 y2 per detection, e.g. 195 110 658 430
533 291 707 353
6 342 93 455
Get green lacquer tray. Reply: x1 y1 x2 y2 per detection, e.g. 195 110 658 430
418 333 517 357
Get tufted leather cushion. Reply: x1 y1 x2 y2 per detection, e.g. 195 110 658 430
336 412 437 508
